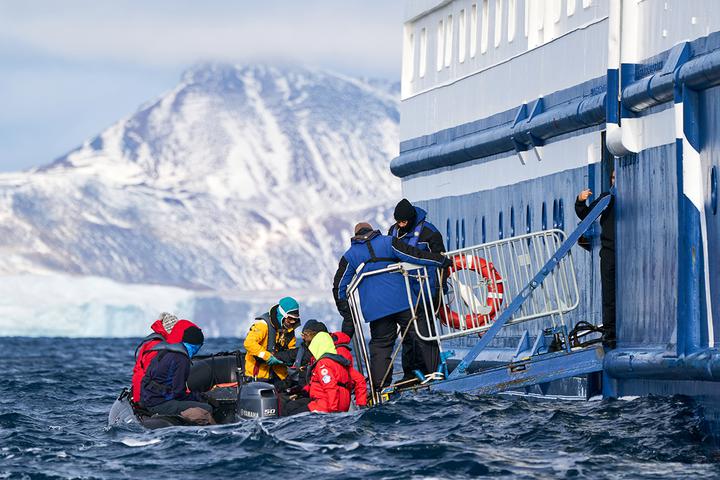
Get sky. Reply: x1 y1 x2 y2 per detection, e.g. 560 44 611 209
0 0 405 172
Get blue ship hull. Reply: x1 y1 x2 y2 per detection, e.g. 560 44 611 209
392 0 720 438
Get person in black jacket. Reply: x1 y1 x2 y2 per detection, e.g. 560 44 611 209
575 171 616 348
140 325 215 424
388 199 446 375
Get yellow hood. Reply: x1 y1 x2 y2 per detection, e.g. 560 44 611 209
308 332 337 359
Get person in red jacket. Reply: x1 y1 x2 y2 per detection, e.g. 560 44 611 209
282 331 367 415
131 312 179 403
330 331 367 407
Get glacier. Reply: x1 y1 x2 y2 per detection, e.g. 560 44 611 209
0 273 343 337
0 63 400 337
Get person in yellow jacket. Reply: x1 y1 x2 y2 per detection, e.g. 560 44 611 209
244 296 301 381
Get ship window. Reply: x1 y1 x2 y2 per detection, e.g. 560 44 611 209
455 219 460 249
494 0 503 48
526 205 532 233
403 30 415 82
552 199 558 229
446 219 452 250
444 14 453 67
481 0 489 53
711 165 718 215
461 219 466 247
498 211 504 240
437 20 445 71
541 202 547 230
552 0 562 23
482 216 487 243
419 28 427 78
510 206 515 236
583 0 592 8
567 0 577 16
459 9 467 63
507 0 516 42
558 199 565 230
470 4 478 58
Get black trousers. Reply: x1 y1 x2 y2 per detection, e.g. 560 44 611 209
600 250 616 345
407 307 440 375
369 309 439 389
146 399 212 416
280 395 311 416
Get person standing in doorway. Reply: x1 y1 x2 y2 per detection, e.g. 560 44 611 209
575 171 616 348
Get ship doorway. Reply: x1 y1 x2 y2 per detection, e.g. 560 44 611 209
600 131 614 192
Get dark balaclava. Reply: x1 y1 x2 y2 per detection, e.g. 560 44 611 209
302 319 328 334
182 326 204 345
394 199 417 235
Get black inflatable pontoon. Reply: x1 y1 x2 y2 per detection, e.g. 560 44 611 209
108 352 280 429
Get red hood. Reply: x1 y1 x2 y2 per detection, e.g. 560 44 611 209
150 319 170 337
166 319 199 343
331 331 352 345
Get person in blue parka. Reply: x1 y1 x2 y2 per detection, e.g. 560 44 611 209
332 222 450 389
388 199 447 375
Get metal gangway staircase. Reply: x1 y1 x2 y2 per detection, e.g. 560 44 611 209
346 196 612 404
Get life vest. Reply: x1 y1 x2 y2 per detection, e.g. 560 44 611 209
391 220 425 248
131 332 166 403
134 332 164 360
141 342 191 398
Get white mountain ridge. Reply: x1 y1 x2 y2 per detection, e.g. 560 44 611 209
0 63 401 295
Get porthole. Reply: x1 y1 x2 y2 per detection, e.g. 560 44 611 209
711 165 718 215
498 211 504 240
461 219 466 248
455 219 460 249
526 205 532 233
541 202 547 230
510 207 516 237
446 219 452 250
482 216 487 243
552 199 558 229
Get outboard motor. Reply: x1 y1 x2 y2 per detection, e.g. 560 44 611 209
237 382 279 419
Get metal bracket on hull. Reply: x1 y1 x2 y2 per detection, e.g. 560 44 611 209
511 99 546 164
448 194 612 379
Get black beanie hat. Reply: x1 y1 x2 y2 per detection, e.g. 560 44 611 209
182 326 204 345
394 199 416 222
302 319 328 334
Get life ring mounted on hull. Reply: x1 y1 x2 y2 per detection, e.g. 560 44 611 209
439 254 504 330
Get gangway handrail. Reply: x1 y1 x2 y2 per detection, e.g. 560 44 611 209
447 193 613 379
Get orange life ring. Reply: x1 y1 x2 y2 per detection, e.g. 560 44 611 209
439 255 504 330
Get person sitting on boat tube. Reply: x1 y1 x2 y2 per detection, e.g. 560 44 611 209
282 330 366 415
388 198 446 375
130 312 179 404
243 297 301 384
287 320 368 406
332 222 450 390
140 322 215 425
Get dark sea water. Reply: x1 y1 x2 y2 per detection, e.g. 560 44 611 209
1 337 718 479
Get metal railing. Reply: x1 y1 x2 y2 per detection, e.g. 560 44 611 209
346 228 580 402
413 228 579 343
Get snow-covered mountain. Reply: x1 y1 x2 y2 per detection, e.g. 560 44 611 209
0 64 401 293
